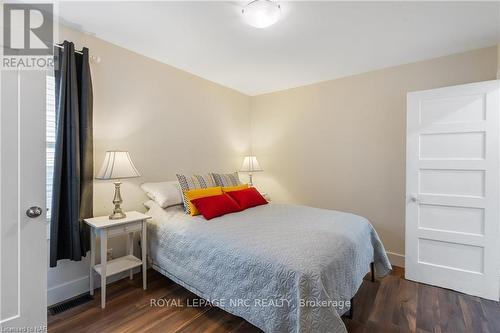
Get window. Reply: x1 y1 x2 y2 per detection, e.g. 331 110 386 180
46 75 56 218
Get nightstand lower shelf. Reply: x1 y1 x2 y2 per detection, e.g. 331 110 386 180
93 255 142 277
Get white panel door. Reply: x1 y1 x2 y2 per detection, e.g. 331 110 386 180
406 80 500 301
0 70 47 330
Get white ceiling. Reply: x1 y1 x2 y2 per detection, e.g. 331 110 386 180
58 1 500 96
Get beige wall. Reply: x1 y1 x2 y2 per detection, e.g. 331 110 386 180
48 26 250 305
250 46 498 259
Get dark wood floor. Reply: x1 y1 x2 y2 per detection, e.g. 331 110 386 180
48 267 500 333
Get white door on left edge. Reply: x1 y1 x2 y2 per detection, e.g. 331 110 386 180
406 80 500 301
0 70 47 330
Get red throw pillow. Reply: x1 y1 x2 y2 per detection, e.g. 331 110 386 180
190 193 242 220
225 187 268 210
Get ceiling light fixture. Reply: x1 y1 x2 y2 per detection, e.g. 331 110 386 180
242 0 281 29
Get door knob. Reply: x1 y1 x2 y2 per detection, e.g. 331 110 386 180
409 194 419 203
26 206 43 218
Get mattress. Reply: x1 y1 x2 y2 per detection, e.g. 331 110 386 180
146 202 392 333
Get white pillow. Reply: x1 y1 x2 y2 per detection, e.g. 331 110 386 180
143 200 156 210
140 181 183 208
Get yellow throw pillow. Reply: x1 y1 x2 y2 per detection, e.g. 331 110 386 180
184 186 223 216
222 184 249 193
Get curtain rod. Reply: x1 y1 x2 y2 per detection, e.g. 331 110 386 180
53 43 100 63
54 43 83 54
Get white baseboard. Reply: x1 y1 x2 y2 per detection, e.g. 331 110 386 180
47 267 140 306
386 251 405 267
48 275 89 306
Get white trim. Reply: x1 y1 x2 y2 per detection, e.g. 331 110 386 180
387 251 405 267
47 276 88 306
47 267 140 306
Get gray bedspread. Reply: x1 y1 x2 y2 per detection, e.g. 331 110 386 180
146 202 391 333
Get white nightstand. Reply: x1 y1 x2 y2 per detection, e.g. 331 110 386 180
84 211 151 308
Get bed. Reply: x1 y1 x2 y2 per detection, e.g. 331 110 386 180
145 201 392 333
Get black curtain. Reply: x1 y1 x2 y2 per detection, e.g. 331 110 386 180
50 41 93 267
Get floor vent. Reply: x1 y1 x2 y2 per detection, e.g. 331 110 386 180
48 294 93 315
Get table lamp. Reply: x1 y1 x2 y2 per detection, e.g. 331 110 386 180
96 151 140 219
239 156 263 187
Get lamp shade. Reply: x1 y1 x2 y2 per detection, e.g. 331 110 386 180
96 151 141 180
240 156 263 172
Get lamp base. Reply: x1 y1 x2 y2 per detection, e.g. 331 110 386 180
109 181 126 220
109 210 126 220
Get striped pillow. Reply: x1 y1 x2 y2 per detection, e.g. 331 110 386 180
176 173 216 214
211 172 242 187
